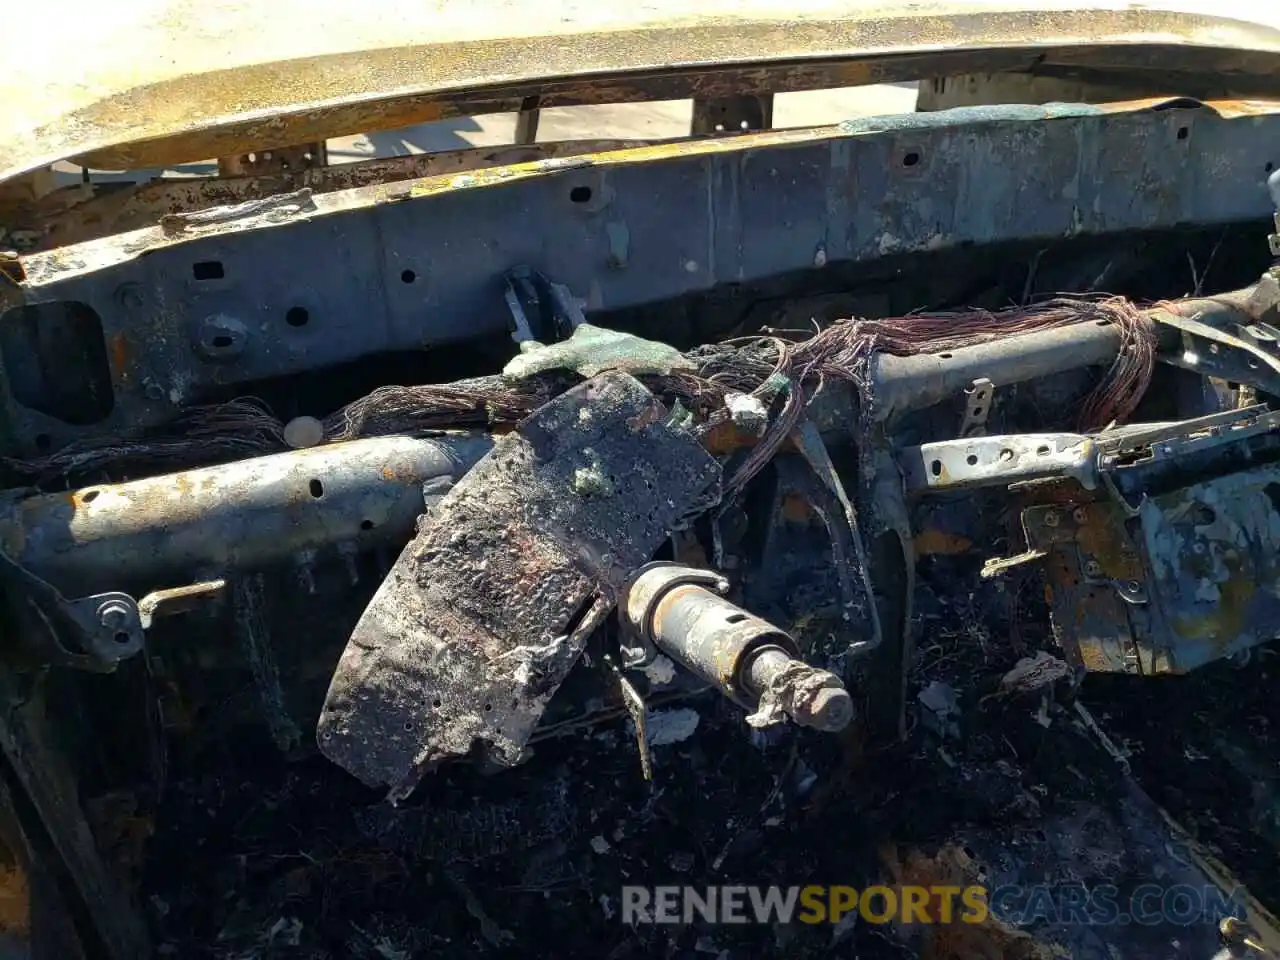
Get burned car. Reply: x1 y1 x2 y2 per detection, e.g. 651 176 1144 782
1 2 1280 957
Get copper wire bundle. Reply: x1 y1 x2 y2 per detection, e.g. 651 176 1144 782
7 297 1156 483
694 296 1156 492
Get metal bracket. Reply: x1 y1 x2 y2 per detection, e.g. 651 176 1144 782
503 267 587 345
899 433 1098 493
690 95 773 135
959 377 993 437
0 549 143 671
137 580 226 629
1156 309 1280 395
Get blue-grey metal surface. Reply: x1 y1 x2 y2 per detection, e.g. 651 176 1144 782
6 101 1278 452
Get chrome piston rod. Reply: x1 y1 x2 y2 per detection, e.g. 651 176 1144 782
0 435 492 593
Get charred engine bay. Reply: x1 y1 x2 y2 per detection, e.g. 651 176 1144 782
5 217 1280 960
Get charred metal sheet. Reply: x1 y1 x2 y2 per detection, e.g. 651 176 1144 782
1021 500 1159 674
17 99 1271 452
11 140 655 252
1013 406 1280 673
317 372 721 796
1137 466 1280 669
0 434 491 594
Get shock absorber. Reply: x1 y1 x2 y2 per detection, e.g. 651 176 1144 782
622 562 853 732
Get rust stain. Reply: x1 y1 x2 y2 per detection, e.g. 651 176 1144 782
914 529 973 556
381 461 420 483
0 862 28 937
781 494 814 523
108 331 129 376
1073 506 1143 582
881 845 1054 960
1170 565 1255 655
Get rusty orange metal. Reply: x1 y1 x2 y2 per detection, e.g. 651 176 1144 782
4 4 1280 182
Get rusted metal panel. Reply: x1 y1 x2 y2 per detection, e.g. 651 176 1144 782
1018 404 1280 674
318 372 721 797
13 139 653 251
6 3 1280 179
1024 500 1162 674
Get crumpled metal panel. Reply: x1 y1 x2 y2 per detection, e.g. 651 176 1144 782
1023 501 1163 674
1026 465 1280 675
317 371 720 796
1139 467 1280 669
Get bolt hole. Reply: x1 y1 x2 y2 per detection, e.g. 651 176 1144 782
192 260 225 280
360 519 374 531
930 459 942 477
972 406 985 417
34 434 51 452
724 613 748 624
966 454 978 466
309 478 324 498
1036 445 1051 456
569 186 593 203
285 306 310 327
400 269 417 284
937 352 953 359
113 631 131 645
484 703 493 712
82 490 100 503
902 151 921 167
403 721 413 731
432 698 442 708
211 334 233 348
1176 126 1189 140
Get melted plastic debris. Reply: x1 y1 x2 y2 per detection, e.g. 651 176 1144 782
502 323 695 379
642 707 700 746
1001 650 1073 694
639 654 677 686
725 391 769 435
918 680 961 739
